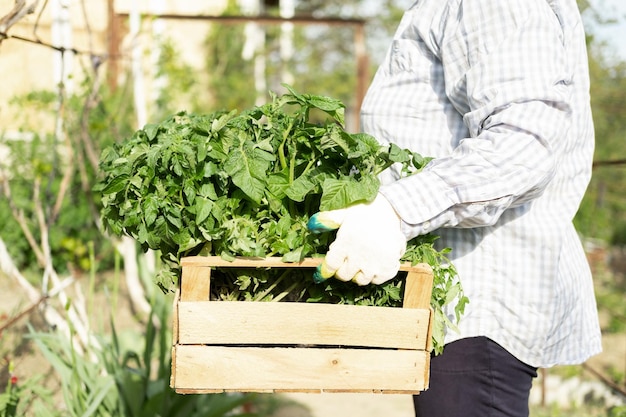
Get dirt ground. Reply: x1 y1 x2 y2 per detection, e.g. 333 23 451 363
278 392 415 416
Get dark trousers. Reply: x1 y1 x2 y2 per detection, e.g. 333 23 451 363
413 337 538 417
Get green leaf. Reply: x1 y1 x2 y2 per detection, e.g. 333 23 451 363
165 208 183 229
143 196 159 226
183 179 197 203
223 141 270 203
388 143 412 163
319 176 379 211
266 170 291 199
195 196 213 224
320 125 351 153
211 110 237 132
307 96 345 125
101 174 129 194
144 123 160 141
285 172 316 202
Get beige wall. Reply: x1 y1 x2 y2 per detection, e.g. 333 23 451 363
0 0 227 133
114 0 228 15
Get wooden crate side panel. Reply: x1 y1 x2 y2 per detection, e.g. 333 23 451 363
173 345 429 393
170 346 177 389
177 301 431 350
426 308 434 352
180 265 211 301
171 289 180 389
172 288 180 344
403 267 434 310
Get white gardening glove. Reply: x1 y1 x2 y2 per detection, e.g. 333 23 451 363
307 194 407 285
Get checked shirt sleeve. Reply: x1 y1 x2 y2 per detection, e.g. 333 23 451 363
379 0 573 239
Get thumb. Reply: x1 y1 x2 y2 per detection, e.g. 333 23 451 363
307 208 348 233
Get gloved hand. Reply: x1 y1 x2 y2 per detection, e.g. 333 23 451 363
307 194 407 285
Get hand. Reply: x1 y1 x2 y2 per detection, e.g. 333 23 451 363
307 194 407 285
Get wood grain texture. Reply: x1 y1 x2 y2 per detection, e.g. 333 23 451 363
181 256 432 274
173 345 430 394
403 267 434 310
177 300 431 349
180 265 211 301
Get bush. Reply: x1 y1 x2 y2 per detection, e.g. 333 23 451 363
610 222 626 247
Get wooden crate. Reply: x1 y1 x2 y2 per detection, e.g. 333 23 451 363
171 256 434 394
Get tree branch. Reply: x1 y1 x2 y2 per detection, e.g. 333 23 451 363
1 176 47 266
33 178 97 352
0 0 40 38
0 236 73 348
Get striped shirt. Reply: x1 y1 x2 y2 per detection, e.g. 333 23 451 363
361 0 602 367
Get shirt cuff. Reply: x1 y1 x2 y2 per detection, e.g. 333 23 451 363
379 170 457 238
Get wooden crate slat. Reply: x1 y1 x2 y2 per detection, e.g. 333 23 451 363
181 255 432 274
181 256 324 269
173 345 429 393
177 300 431 349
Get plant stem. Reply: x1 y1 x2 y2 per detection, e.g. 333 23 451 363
278 120 293 172
272 280 301 302
253 270 289 301
300 158 316 178
87 241 96 319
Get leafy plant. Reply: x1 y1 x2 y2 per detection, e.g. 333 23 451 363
609 406 626 417
403 234 468 353
0 362 55 417
0 83 132 275
96 86 468 354
0 364 19 417
97 85 410 288
27 293 255 417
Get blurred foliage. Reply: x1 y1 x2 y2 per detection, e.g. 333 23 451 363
195 0 406 126
574 0 626 239
610 222 626 247
531 404 626 417
153 39 208 121
0 76 134 274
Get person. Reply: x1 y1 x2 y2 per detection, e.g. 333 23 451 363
308 0 603 415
